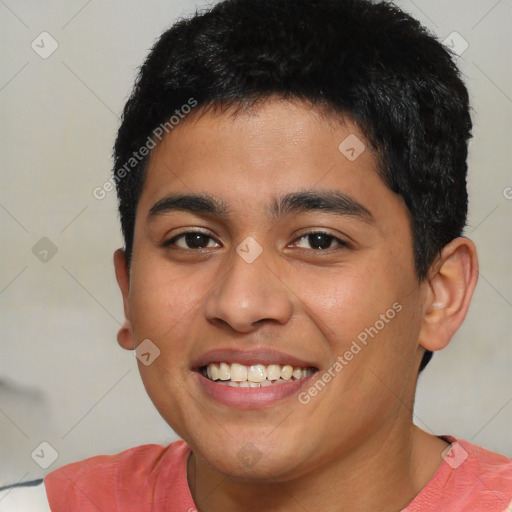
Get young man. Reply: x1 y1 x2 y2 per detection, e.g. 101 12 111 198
2 0 511 510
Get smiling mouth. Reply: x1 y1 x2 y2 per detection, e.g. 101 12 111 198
200 362 318 388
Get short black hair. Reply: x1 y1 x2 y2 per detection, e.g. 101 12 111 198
113 0 472 372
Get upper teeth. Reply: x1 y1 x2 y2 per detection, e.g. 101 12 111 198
204 362 314 387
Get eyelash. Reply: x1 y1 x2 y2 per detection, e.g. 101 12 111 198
163 230 349 252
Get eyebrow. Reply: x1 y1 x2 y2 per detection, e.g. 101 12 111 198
271 191 373 222
147 190 373 223
148 194 230 220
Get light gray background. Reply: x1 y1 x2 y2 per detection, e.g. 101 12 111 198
0 0 511 487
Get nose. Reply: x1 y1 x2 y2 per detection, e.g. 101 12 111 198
203 248 294 334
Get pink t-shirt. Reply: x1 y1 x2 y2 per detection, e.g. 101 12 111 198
44 437 512 511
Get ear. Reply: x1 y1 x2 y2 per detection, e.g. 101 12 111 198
418 237 479 352
113 249 135 351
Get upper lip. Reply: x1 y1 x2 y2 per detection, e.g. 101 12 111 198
191 348 319 370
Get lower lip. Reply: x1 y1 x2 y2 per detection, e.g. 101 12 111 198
196 372 316 409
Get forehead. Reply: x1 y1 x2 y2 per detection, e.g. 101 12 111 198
138 98 406 226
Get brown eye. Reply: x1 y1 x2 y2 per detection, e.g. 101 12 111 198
166 232 220 249
293 232 348 250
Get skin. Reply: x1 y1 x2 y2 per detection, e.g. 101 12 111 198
114 98 479 511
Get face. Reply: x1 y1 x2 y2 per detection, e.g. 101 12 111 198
118 99 428 481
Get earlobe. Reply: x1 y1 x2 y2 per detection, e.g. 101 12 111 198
418 237 479 352
113 249 135 351
117 318 134 350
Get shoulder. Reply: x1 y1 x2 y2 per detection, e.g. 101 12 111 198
45 439 189 483
43 440 191 511
455 437 512 483
407 437 512 512
0 480 50 512
448 438 512 510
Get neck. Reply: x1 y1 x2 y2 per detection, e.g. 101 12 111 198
187 420 448 512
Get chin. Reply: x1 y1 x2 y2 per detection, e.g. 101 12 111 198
194 429 315 482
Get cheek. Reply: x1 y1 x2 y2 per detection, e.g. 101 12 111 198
292 265 397 347
128 256 205 350
293 263 420 393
